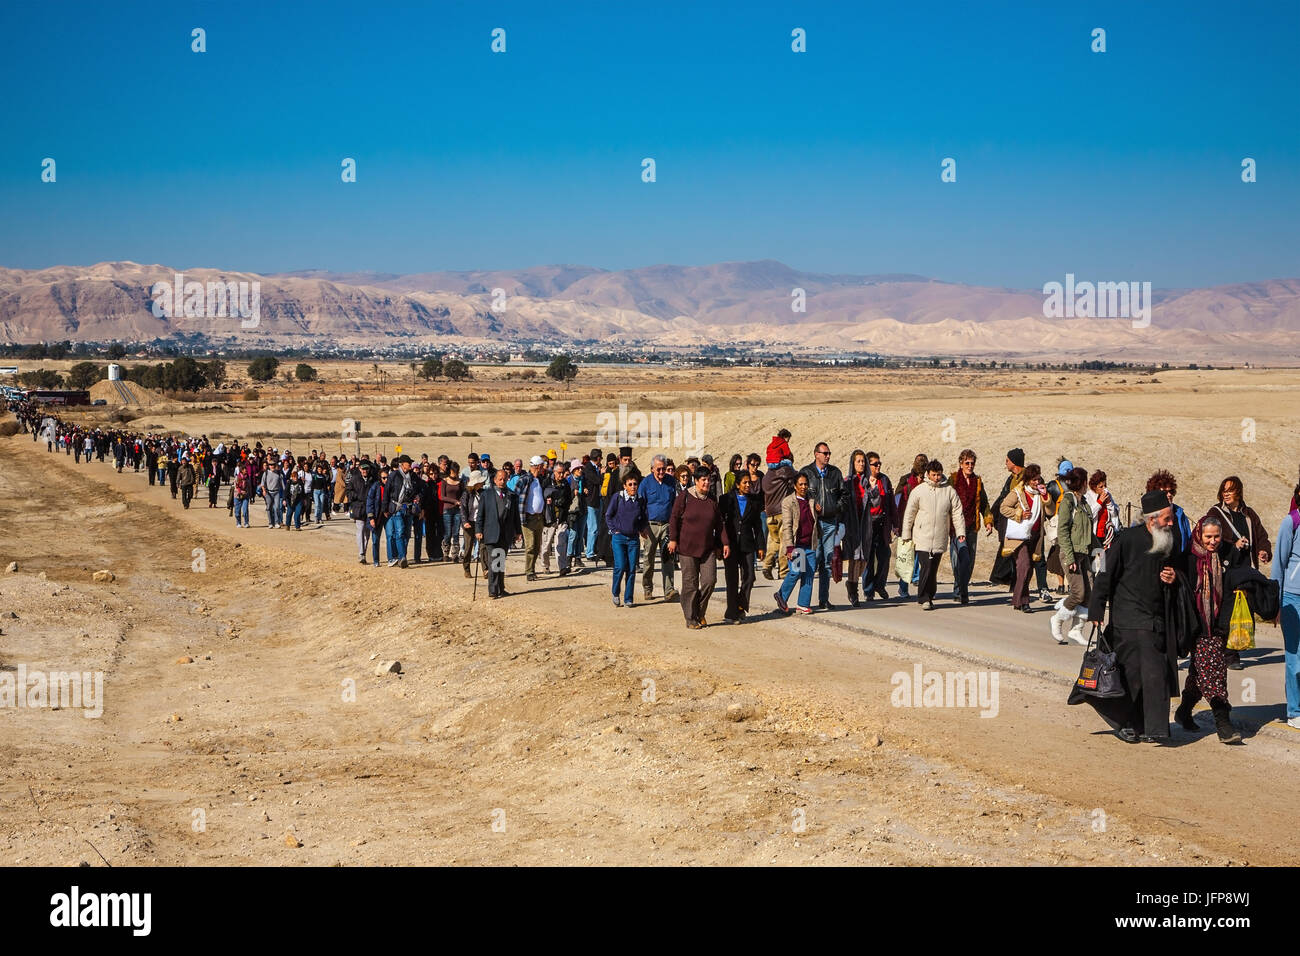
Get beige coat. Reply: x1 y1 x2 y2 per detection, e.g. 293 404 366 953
901 477 965 554
779 493 822 553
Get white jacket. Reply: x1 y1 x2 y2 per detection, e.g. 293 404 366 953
902 477 965 554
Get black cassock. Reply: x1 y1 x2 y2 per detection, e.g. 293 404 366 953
1071 524 1191 736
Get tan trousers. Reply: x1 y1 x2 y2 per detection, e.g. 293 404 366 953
763 516 789 576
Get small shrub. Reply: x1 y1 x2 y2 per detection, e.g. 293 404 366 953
377 430 397 437
489 427 503 433
242 388 260 401
460 430 479 437
434 430 457 437
403 430 424 437
0 421 21 437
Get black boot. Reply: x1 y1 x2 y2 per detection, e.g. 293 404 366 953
1211 700 1242 744
1174 691 1199 731
847 582 860 607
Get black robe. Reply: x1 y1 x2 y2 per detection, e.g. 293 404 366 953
1070 524 1185 730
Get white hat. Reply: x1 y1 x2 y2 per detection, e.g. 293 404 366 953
529 455 544 466
466 469 487 488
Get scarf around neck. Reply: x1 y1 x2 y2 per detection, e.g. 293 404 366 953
1191 517 1224 634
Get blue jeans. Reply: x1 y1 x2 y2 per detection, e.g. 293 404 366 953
585 505 599 558
234 497 249 526
313 488 327 522
815 520 837 605
949 533 976 596
442 512 460 555
780 546 818 608
385 512 409 562
290 497 306 529
371 520 384 564
264 491 282 526
611 532 640 602
568 507 586 557
1280 591 1300 718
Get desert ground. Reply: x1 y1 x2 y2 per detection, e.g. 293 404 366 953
2 364 1298 865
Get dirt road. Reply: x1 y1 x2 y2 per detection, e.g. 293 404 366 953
3 435 1296 865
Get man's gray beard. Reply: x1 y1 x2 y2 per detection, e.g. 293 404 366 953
1147 524 1174 556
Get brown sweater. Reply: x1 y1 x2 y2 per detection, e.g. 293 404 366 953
669 489 730 559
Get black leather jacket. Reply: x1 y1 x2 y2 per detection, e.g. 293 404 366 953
799 461 847 522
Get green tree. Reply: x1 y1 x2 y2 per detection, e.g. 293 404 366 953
18 368 62 388
546 354 578 384
202 359 227 389
247 356 280 382
106 343 127 360
66 361 104 390
163 356 207 392
419 357 443 381
443 358 471 382
295 363 318 382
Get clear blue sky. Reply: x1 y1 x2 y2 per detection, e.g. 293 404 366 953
1 0 1296 288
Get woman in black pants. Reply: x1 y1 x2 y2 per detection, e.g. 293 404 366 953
720 472 765 622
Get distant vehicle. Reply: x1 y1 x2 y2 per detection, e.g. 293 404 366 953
30 389 91 406
91 398 107 406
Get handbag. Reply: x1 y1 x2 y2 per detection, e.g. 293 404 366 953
1006 516 1034 540
1226 589 1256 651
894 538 915 579
1075 623 1125 698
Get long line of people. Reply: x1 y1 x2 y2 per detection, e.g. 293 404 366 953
12 399 1300 743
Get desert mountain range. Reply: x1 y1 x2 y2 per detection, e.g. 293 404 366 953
1 260 1297 362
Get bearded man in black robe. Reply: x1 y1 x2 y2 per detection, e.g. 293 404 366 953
1085 490 1184 743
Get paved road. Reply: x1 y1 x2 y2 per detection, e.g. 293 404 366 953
302 507 1294 737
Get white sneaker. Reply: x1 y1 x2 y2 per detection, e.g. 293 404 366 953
1287 716 1300 730
388 559 399 567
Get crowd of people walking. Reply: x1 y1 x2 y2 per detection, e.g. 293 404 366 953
10 397 1300 745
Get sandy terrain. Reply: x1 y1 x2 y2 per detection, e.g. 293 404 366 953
3 366 1298 865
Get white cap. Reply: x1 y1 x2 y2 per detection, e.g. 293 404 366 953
529 455 544 466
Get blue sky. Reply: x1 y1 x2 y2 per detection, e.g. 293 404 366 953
1 0 1296 288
